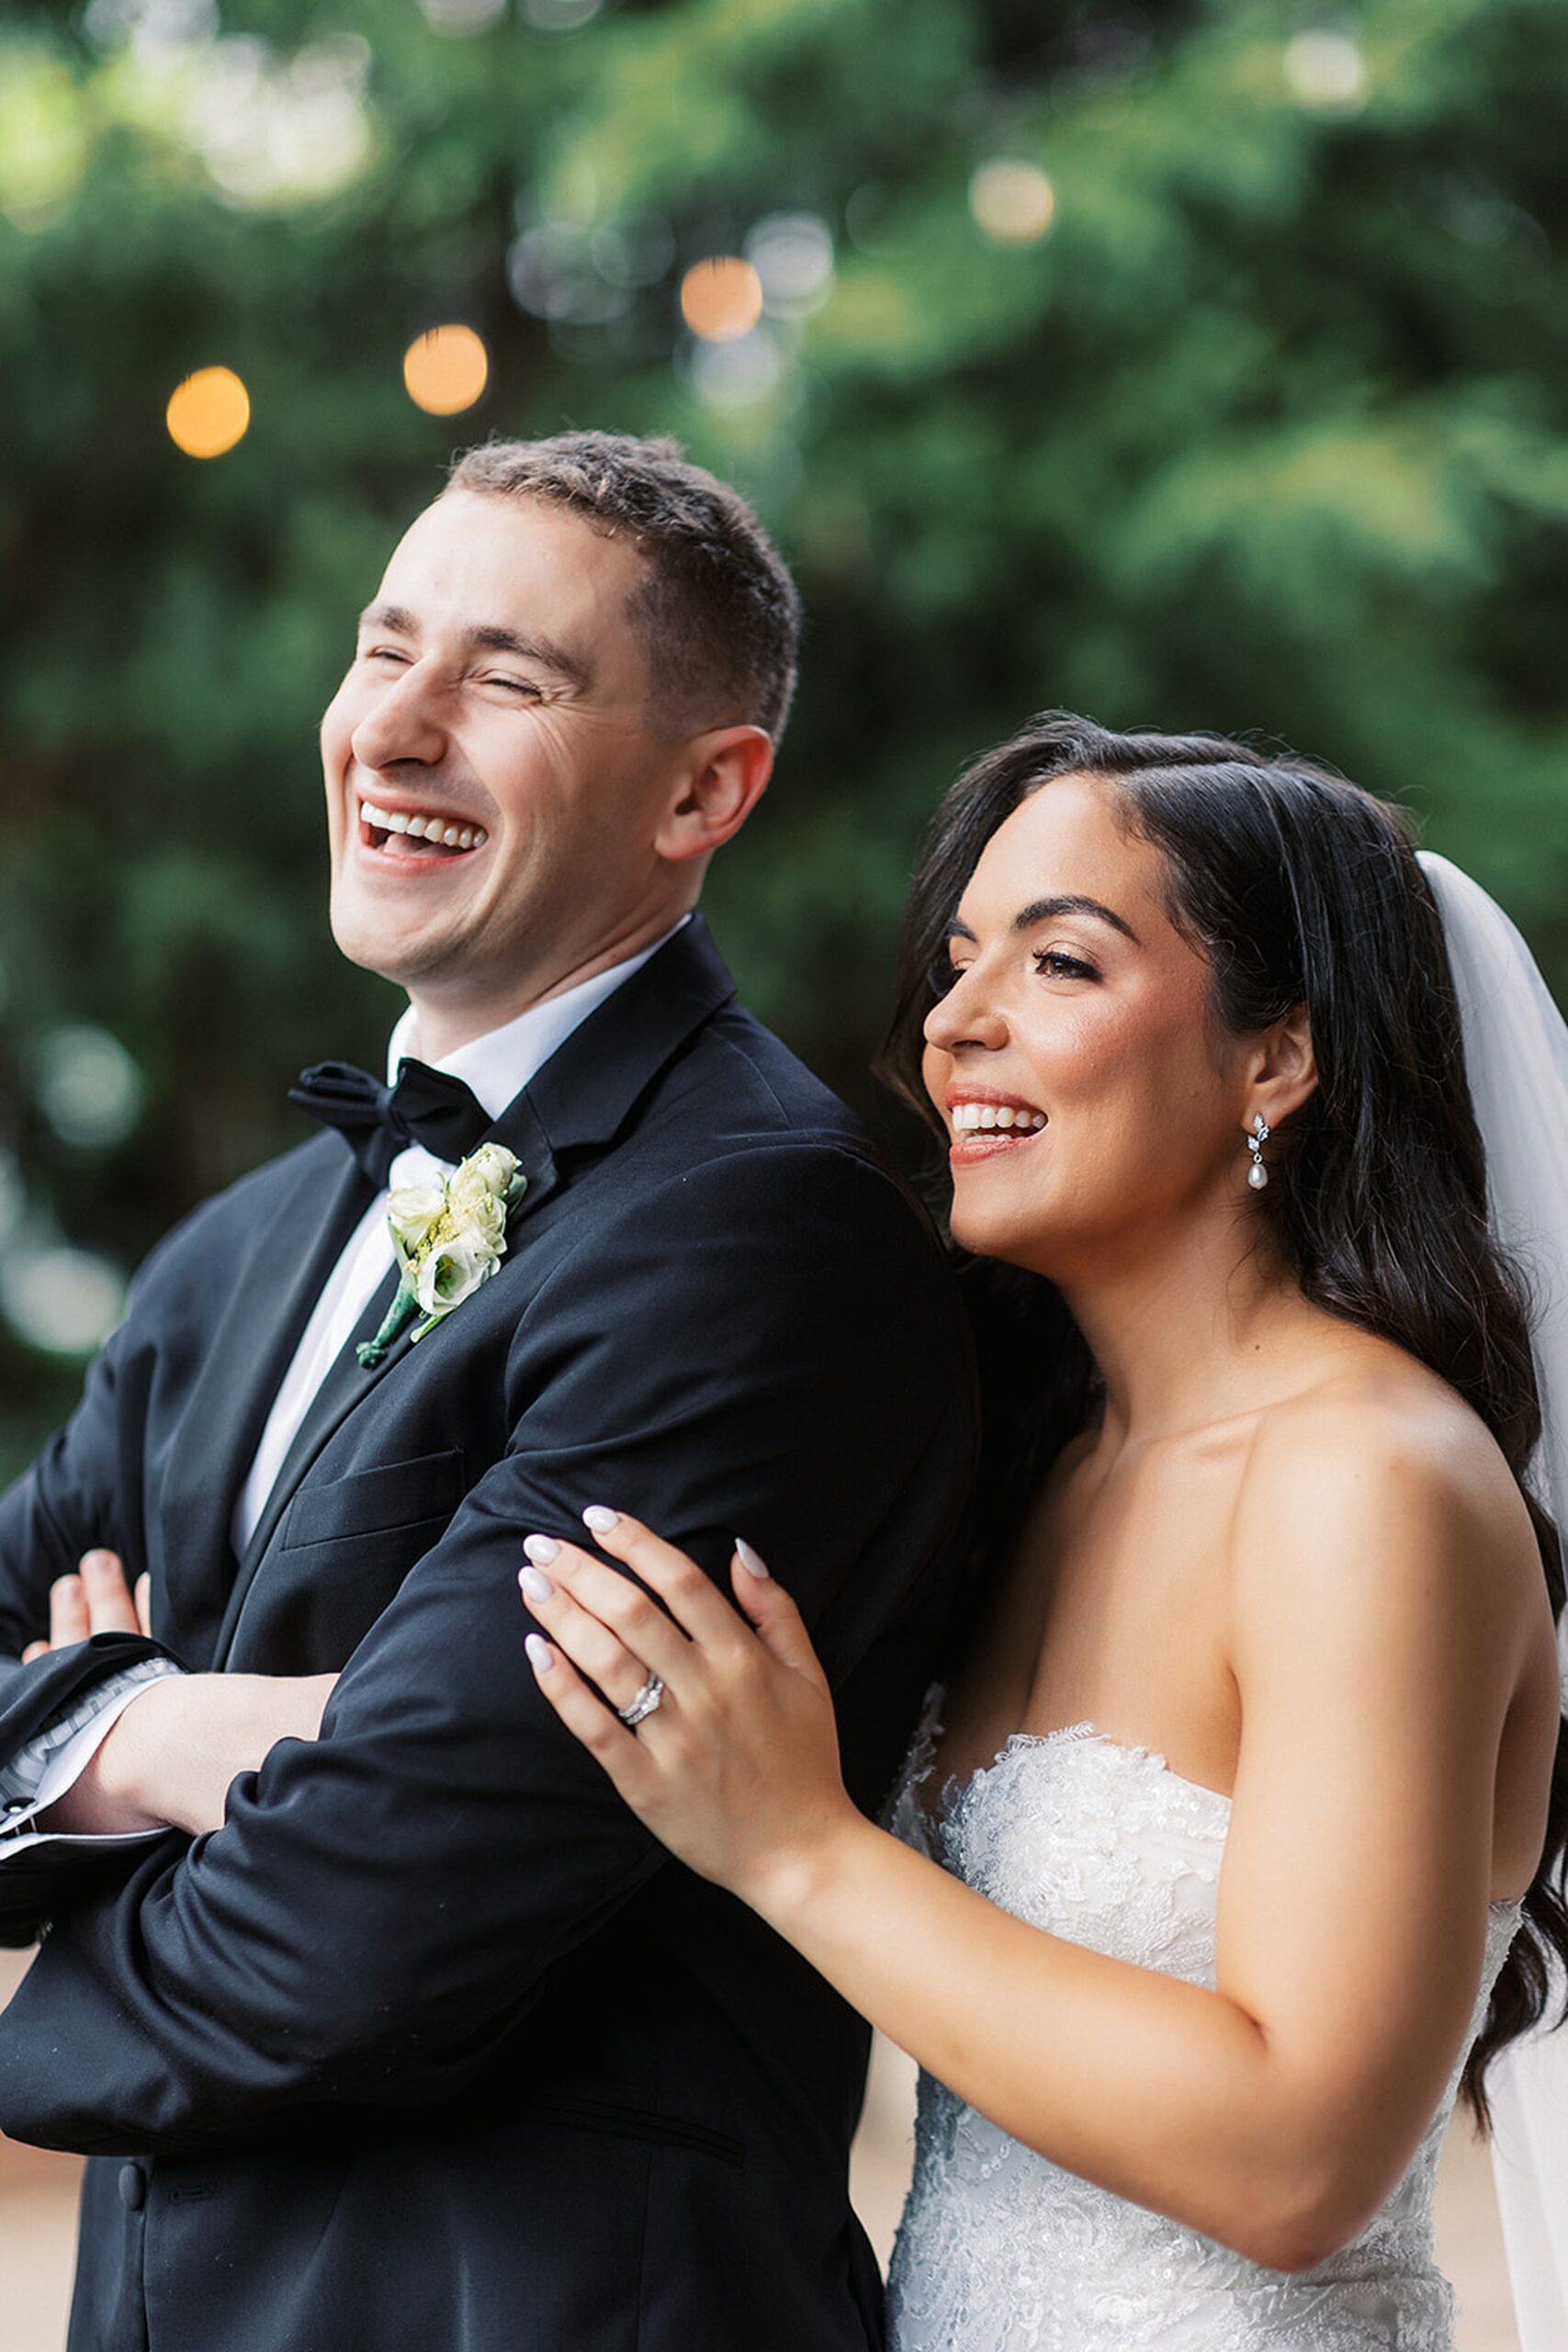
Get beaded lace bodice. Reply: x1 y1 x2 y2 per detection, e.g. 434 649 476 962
884 1691 1521 2351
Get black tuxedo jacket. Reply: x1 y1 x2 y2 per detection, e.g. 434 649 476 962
0 919 976 2352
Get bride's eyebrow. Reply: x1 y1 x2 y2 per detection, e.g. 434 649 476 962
1012 894 1140 944
947 896 1142 946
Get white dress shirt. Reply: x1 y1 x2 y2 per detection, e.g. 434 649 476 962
0 921 687 1851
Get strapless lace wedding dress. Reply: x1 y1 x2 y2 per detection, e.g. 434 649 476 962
885 1691 1521 2351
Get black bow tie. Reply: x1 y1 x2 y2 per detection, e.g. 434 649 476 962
289 1058 491 1186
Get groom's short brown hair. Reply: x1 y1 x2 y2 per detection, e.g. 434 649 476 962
447 431 800 742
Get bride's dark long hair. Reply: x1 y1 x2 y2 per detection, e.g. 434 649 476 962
877 711 1568 2121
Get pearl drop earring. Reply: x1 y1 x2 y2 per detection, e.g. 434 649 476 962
1246 1114 1270 1191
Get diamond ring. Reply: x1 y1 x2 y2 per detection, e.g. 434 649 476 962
616 1674 664 1729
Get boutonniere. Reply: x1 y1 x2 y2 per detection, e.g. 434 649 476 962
356 1142 527 1368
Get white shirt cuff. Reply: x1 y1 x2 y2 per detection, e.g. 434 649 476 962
0 1661 183 1858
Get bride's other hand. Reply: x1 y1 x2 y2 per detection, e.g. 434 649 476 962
519 1510 860 1907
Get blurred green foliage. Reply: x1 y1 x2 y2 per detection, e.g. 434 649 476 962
1 0 1566 1473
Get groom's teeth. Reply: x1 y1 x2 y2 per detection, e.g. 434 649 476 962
359 800 490 851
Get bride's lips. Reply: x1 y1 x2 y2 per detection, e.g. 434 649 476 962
946 1088 1048 1165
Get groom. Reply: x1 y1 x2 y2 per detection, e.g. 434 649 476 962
0 434 975 2351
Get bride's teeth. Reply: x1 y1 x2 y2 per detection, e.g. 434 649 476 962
383 808 410 831
403 815 428 837
442 825 462 846
953 1102 1044 1133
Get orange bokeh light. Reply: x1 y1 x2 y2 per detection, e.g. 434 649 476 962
165 367 251 459
680 257 764 344
403 324 490 416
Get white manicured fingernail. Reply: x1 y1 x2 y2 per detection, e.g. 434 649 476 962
525 1634 555 1672
520 1566 555 1603
582 1505 620 1534
734 1537 771 1580
523 1533 559 1566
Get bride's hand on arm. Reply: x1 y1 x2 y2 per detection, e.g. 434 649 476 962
518 1510 864 1909
518 1419 1547 2276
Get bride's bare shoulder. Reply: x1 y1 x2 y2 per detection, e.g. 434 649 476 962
1231 1338 1541 1639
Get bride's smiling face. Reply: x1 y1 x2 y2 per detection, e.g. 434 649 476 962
921 773 1262 1282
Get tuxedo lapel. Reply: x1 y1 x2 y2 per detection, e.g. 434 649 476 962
214 1101 562 1660
499 914 738 1163
210 917 739 1665
156 1144 375 1668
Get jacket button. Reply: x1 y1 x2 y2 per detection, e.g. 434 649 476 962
118 2163 146 2212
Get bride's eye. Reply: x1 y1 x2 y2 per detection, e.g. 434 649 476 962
927 952 964 999
1032 948 1100 981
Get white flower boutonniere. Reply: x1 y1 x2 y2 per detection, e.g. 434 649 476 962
356 1142 527 1368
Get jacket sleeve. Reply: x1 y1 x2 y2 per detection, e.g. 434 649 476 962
0 1147 973 2154
0 1227 196 1940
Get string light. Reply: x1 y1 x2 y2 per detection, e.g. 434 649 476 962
680 257 764 343
403 324 490 415
165 366 251 458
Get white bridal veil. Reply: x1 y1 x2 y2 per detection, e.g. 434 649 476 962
1418 852 1568 2349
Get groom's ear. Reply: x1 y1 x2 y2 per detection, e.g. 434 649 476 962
1253 1002 1318 1125
654 725 773 867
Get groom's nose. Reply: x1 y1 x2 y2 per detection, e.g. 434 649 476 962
349 660 447 773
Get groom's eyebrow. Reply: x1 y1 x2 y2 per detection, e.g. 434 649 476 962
357 603 591 689
468 624 592 689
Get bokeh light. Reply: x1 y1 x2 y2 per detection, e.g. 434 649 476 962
403 324 490 415
85 0 217 49
5 1246 126 1357
0 1153 25 1248
690 327 785 413
524 0 604 26
166 365 251 458
0 54 90 231
1284 30 1367 112
748 212 835 315
418 0 507 33
34 1024 144 1151
969 160 1057 247
680 257 764 343
510 225 633 323
182 36 375 209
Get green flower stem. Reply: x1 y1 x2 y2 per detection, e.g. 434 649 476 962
356 1281 421 1369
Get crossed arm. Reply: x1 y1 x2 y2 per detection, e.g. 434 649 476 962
0 1148 971 2157
26 1555 335 1840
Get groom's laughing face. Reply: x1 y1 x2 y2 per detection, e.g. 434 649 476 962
321 488 679 1020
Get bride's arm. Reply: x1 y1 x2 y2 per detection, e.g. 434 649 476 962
519 1405 1550 2272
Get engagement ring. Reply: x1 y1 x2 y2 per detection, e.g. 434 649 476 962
616 1675 664 1728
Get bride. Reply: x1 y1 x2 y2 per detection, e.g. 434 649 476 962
516 716 1568 2348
